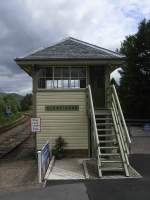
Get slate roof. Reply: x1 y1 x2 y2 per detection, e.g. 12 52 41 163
16 37 125 61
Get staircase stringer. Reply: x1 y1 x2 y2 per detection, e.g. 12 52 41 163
88 85 102 178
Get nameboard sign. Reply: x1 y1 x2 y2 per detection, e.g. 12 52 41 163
45 105 79 111
31 118 41 132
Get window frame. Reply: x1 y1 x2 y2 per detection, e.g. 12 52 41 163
37 66 87 89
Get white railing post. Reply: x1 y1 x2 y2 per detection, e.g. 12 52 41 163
38 151 42 183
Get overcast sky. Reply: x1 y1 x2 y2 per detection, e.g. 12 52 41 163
0 0 150 95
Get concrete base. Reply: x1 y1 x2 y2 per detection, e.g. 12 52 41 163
84 159 142 179
64 149 88 157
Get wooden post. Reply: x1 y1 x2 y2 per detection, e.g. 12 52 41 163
32 65 38 152
32 65 38 118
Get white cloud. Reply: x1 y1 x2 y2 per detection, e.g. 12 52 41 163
21 0 150 49
0 0 150 93
0 73 32 95
111 68 122 84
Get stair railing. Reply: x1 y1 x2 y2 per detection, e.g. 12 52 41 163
108 84 131 176
111 84 131 152
88 85 102 177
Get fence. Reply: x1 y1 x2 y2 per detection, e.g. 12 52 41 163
38 142 52 183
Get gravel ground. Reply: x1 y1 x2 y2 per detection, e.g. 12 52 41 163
0 138 40 194
0 159 39 193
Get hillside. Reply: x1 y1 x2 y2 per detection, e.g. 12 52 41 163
0 92 23 99
0 93 23 102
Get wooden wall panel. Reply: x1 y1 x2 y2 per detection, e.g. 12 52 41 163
36 90 88 150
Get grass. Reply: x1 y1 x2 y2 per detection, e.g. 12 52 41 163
0 112 22 126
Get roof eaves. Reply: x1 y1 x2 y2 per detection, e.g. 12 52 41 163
15 56 125 62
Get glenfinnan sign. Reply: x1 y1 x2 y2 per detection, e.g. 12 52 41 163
31 118 41 132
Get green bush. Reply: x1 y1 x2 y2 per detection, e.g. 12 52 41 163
0 99 5 113
52 136 67 159
0 93 22 125
4 94 20 113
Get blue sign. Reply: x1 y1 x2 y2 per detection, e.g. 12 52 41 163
144 123 150 131
41 142 50 179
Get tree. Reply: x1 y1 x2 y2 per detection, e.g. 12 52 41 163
20 94 32 111
0 98 5 113
3 94 20 113
119 19 150 119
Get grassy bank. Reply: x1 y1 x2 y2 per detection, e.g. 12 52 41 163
0 112 22 126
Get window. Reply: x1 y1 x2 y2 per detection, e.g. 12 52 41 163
47 80 53 88
38 67 87 89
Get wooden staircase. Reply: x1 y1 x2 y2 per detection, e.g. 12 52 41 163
88 85 131 178
95 109 128 176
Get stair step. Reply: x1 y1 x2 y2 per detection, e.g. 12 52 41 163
99 134 115 137
95 108 111 110
97 123 113 125
99 140 116 143
95 114 111 116
101 153 120 156
95 109 111 113
101 167 124 172
100 146 118 149
101 160 122 163
98 129 112 131
96 118 112 120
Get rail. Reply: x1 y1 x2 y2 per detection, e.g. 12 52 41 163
108 85 131 176
0 114 30 134
88 85 102 177
111 85 131 153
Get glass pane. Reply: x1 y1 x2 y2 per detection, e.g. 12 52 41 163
46 80 53 88
54 80 58 88
70 80 80 88
75 80 80 88
54 67 62 78
46 67 53 77
79 68 86 77
71 68 78 78
58 80 62 88
38 78 46 88
80 79 86 88
62 67 70 78
71 80 75 88
63 80 69 88
38 69 45 77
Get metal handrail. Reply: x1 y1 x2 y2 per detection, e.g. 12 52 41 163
109 85 130 176
88 85 102 177
88 85 99 145
111 85 131 145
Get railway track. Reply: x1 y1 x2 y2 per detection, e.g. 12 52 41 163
0 114 30 134
0 114 31 159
